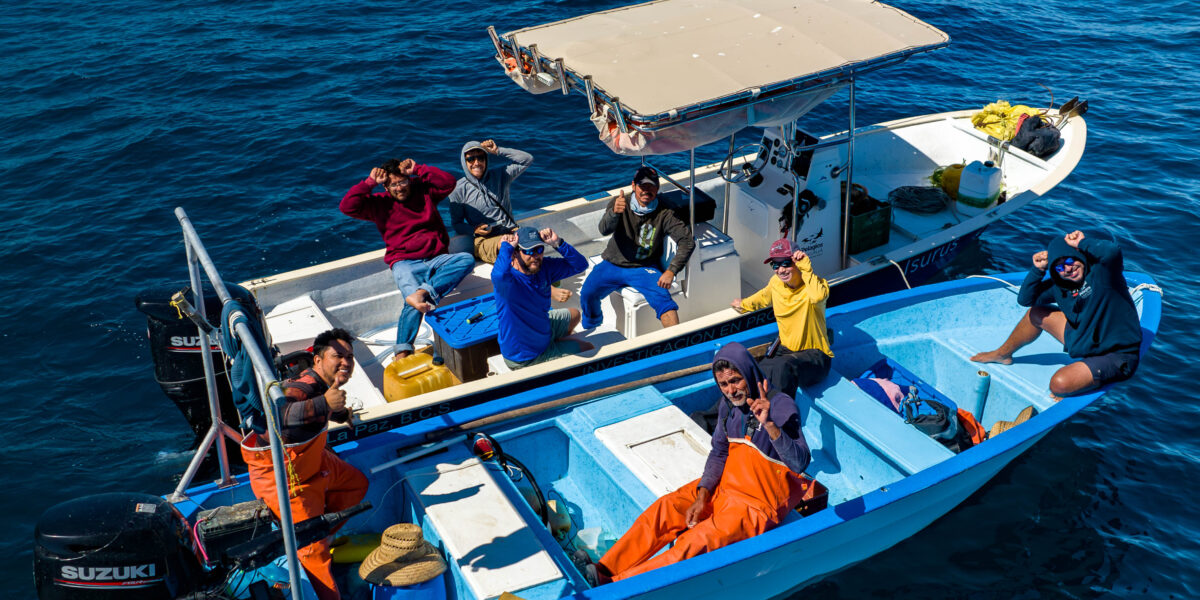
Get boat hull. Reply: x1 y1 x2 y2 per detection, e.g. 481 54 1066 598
604 429 1046 600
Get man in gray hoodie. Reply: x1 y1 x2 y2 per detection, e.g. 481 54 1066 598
448 139 533 264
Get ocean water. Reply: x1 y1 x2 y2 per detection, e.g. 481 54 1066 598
3 0 1198 598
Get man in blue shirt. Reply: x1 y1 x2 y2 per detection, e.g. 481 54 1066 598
493 226 591 369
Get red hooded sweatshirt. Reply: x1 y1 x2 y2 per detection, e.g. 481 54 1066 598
340 164 456 266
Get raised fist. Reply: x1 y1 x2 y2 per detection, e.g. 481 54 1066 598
1032 250 1048 270
1064 230 1084 248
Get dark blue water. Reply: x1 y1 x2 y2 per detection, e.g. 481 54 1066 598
4 1 1198 597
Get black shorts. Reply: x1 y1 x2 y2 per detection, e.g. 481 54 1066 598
1081 351 1139 386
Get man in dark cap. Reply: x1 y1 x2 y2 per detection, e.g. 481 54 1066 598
492 226 591 369
580 166 695 330
972 230 1142 398
587 342 812 584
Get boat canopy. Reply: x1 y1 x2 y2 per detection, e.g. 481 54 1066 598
491 0 949 155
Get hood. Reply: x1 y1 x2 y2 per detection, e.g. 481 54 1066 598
459 140 487 184
712 342 768 401
1046 237 1087 289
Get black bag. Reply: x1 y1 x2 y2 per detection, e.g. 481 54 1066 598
1012 115 1064 159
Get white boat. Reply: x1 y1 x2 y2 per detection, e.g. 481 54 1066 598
171 0 1088 452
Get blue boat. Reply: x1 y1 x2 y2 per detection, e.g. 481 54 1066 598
130 269 1159 600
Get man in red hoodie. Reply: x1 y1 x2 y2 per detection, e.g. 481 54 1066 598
341 158 474 359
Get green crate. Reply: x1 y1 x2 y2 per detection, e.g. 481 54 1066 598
848 202 891 254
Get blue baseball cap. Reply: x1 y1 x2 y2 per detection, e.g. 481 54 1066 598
516 227 543 250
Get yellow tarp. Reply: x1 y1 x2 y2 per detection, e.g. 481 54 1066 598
971 100 1043 140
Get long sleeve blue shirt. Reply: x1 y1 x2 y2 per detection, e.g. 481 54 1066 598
492 240 588 362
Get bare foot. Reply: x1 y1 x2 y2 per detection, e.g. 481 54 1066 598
395 350 412 360
551 287 572 303
970 350 1013 365
405 289 435 313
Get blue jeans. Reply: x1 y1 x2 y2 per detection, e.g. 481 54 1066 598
391 253 474 351
580 260 678 330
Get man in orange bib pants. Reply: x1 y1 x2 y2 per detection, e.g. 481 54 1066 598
241 328 369 600
594 342 813 583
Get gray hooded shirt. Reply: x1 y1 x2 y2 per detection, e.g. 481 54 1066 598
448 141 533 236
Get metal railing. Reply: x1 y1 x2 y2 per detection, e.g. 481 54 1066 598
168 207 304 596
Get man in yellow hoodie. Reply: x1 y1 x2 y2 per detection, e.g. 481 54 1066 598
732 238 833 395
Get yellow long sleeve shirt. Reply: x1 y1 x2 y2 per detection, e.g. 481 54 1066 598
740 256 833 357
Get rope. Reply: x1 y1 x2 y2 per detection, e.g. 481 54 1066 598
1129 283 1163 295
169 297 185 320
887 260 913 289
965 274 1021 291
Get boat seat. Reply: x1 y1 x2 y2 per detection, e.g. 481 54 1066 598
263 294 387 409
809 373 954 475
589 222 740 337
594 404 713 497
405 457 564 600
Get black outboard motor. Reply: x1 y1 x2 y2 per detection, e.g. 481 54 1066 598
134 284 261 459
34 493 205 600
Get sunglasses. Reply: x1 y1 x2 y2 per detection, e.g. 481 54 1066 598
770 260 793 270
1053 257 1078 273
520 246 545 256
465 154 488 163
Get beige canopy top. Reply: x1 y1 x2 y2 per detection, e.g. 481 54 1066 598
493 0 949 155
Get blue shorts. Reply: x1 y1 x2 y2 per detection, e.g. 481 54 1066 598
1081 351 1139 386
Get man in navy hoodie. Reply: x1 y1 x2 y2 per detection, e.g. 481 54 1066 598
972 230 1142 397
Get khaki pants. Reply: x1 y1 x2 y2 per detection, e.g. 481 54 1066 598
473 234 504 264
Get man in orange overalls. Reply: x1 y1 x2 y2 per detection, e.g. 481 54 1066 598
240 328 369 600
594 342 813 583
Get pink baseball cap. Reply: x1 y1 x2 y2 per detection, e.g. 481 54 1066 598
763 238 794 264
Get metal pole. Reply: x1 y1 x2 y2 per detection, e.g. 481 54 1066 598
168 426 218 502
841 78 856 270
187 240 234 487
173 208 303 598
786 125 798 244
722 134 735 232
685 147 696 298
486 26 502 58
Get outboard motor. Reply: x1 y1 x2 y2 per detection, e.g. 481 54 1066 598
34 493 205 600
134 284 261 454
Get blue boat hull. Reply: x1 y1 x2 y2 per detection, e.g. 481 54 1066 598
173 272 1161 600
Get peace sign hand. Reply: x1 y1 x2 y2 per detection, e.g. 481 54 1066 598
749 379 772 425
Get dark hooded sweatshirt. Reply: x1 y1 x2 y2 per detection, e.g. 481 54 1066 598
1017 236 1141 358
699 342 811 492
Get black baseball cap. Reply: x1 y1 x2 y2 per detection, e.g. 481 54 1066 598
633 166 660 187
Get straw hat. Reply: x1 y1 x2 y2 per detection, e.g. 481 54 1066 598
358 524 447 586
988 405 1036 438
